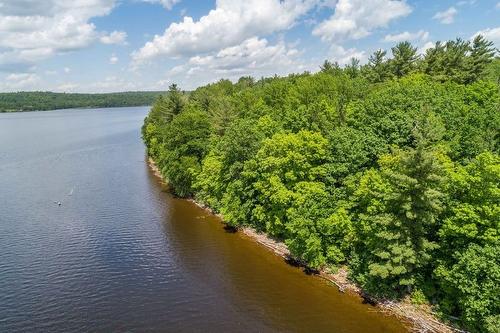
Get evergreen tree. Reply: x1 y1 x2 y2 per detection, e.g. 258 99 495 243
423 41 446 80
442 38 470 84
466 35 496 84
352 111 446 295
166 83 185 117
366 49 391 83
391 41 419 78
320 60 342 75
344 57 361 78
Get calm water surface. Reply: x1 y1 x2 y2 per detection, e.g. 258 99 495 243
0 107 408 332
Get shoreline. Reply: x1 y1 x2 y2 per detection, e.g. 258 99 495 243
147 157 459 333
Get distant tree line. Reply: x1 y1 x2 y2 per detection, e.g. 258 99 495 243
143 36 500 333
0 91 166 112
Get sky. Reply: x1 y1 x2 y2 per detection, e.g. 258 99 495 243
0 0 498 92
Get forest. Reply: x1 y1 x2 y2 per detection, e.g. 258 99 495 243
0 91 164 112
142 36 499 333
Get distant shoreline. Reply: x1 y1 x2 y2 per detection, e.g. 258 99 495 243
0 91 164 113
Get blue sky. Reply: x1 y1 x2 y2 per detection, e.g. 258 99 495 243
0 0 498 92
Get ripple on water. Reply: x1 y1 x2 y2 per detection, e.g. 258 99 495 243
0 108 408 333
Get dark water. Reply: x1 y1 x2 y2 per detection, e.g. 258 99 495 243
0 107 408 332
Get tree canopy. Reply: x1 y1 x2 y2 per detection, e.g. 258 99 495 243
143 36 500 333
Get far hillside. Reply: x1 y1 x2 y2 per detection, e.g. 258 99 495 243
0 91 166 112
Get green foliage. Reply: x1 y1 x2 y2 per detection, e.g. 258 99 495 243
152 108 212 197
365 49 392 83
436 243 500 333
143 35 500 333
439 152 500 253
240 130 328 236
286 183 353 269
410 289 429 305
390 41 419 78
351 140 446 295
467 35 496 84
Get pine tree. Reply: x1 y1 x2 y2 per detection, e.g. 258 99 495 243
443 38 470 84
366 49 391 83
344 57 360 78
320 60 342 75
352 110 446 295
466 35 496 84
166 83 185 117
423 41 445 79
390 41 419 78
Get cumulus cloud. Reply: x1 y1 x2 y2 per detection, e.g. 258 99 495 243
417 41 436 55
3 73 40 90
132 0 317 63
100 31 127 45
0 48 52 72
56 83 79 92
473 27 500 47
87 76 139 92
312 0 412 42
329 44 366 65
433 7 457 24
383 30 429 43
0 0 117 69
187 37 302 74
163 37 314 89
141 0 180 10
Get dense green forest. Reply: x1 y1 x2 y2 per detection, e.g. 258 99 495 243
0 91 165 112
143 36 500 332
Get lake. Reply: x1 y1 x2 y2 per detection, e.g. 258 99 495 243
0 107 407 332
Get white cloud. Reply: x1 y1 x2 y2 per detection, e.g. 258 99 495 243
457 0 476 6
163 37 315 89
64 67 71 74
417 41 436 55
4 73 40 90
132 0 317 63
0 0 117 69
109 54 119 64
433 7 457 24
329 44 366 65
473 27 500 47
383 30 429 43
56 83 79 92
100 31 127 45
496 2 500 9
0 48 52 71
87 75 139 92
312 0 412 42
141 0 180 10
187 37 302 73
